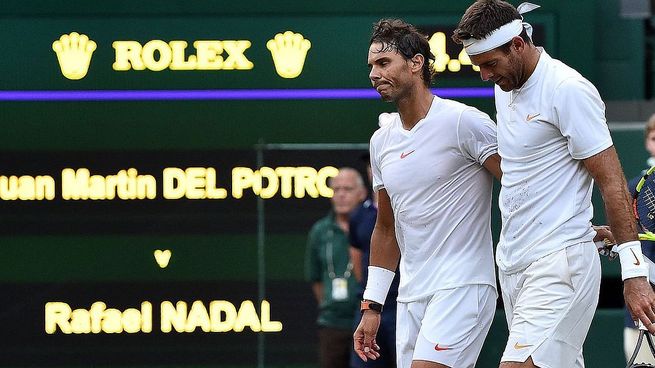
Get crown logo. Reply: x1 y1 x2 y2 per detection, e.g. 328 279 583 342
52 32 97 80
267 31 311 79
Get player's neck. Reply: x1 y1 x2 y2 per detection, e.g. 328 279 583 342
396 86 434 130
516 46 541 89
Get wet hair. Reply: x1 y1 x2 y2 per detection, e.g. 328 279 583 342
452 0 531 49
370 18 435 86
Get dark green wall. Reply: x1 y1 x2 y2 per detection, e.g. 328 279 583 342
0 1 649 367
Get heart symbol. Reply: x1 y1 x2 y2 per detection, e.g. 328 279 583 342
154 249 172 268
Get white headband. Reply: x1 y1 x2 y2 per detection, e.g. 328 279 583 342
463 2 540 56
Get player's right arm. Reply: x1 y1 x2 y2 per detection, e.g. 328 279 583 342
369 189 400 271
583 147 655 333
354 188 397 361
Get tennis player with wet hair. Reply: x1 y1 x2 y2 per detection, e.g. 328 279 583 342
355 18 502 368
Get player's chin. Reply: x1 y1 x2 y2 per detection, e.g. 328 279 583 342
378 93 394 102
495 78 514 92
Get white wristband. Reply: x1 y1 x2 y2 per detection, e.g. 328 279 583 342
363 266 395 304
617 241 649 281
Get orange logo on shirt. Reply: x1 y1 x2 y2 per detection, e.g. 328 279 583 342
526 113 541 121
514 342 533 350
400 150 415 159
434 344 452 351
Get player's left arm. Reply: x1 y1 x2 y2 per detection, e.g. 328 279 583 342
555 77 655 331
583 147 638 243
458 108 500 180
482 153 502 181
583 147 655 333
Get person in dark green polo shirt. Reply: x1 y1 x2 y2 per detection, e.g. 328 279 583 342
306 167 366 368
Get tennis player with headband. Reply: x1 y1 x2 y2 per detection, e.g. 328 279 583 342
452 1 655 367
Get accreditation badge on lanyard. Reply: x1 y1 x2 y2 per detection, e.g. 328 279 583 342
332 278 349 301
326 228 353 301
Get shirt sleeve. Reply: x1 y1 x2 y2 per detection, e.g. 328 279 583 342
553 77 613 160
457 108 498 165
370 136 384 193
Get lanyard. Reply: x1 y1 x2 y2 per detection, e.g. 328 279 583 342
326 228 352 279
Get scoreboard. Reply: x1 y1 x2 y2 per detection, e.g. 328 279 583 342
0 1 564 367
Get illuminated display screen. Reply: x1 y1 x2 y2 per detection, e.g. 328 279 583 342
0 7 552 366
0 148 370 365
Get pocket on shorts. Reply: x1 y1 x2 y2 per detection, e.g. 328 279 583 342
549 244 600 350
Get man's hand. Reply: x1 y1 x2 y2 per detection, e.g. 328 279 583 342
593 225 615 245
353 310 381 361
625 277 655 334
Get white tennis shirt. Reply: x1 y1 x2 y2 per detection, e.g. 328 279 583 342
495 49 613 274
370 96 497 302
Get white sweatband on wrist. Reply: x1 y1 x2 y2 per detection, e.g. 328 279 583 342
617 241 649 281
362 266 395 304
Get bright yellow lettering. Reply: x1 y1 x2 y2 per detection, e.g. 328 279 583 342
186 300 211 332
232 167 254 199
206 168 227 199
294 167 318 198
102 308 123 333
194 41 224 70
89 175 106 199
275 167 295 198
137 173 156 199
260 300 283 332
161 301 187 333
70 309 91 334
317 166 338 197
0 176 18 200
222 40 253 70
112 41 145 70
259 167 278 199
185 167 206 199
35 175 56 200
209 300 237 332
142 40 172 71
233 300 261 332
16 176 35 200
141 302 152 333
89 302 106 333
105 175 117 200
163 168 186 199
45 302 72 334
122 308 142 333
169 41 197 70
62 168 89 199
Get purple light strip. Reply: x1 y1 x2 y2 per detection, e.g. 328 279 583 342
0 88 493 101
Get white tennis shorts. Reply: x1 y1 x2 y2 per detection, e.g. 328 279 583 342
396 284 496 368
499 242 601 368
